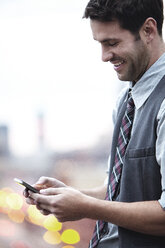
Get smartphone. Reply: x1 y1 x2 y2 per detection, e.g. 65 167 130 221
14 178 39 193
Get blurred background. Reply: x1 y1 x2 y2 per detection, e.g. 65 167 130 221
0 0 164 247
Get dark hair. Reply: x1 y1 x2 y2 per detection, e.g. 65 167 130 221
83 0 164 36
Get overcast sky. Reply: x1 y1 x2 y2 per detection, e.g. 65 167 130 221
0 0 163 156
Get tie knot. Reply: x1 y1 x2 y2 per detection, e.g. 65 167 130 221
127 92 135 110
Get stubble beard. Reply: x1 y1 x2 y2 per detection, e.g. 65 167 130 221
117 40 149 83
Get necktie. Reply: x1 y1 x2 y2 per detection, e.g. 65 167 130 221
89 92 135 248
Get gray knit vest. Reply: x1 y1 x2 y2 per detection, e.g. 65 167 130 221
109 75 165 248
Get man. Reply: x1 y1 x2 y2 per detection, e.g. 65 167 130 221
24 0 165 247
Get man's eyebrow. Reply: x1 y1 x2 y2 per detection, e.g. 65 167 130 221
94 38 118 43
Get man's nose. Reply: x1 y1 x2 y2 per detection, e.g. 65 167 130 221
102 48 114 62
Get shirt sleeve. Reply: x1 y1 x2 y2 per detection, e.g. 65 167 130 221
156 98 165 210
158 191 165 210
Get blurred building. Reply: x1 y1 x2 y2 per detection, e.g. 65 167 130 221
0 125 10 156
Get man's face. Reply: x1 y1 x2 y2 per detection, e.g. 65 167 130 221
90 20 151 82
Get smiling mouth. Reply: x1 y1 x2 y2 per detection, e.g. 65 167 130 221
112 60 125 71
114 61 124 66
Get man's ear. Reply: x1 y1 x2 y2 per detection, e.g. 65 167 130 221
140 18 157 43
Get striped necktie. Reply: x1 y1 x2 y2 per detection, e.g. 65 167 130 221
89 92 135 248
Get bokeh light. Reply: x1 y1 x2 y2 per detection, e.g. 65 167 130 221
43 231 61 245
27 205 45 225
0 190 9 208
61 229 80 245
6 193 23 210
62 246 75 248
43 215 62 231
10 240 30 248
0 220 16 237
0 186 81 247
8 209 25 223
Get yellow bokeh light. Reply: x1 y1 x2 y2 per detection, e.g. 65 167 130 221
6 193 23 210
43 215 62 231
61 229 80 245
0 190 10 208
27 205 45 225
43 231 61 245
8 209 25 223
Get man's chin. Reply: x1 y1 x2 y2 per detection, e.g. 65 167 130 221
117 73 130 82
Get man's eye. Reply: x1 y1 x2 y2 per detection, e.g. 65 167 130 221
108 42 118 47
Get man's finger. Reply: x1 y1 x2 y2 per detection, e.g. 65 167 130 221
28 191 58 205
40 209 50 216
23 188 29 197
40 187 63 195
38 203 55 212
36 203 51 214
35 176 57 187
26 197 36 205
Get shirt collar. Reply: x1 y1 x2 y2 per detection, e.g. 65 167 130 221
129 53 165 110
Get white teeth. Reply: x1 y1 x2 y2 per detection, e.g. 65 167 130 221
114 61 124 67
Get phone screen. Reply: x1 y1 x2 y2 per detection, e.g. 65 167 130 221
14 178 39 193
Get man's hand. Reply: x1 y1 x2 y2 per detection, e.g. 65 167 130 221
28 187 89 222
23 177 67 209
